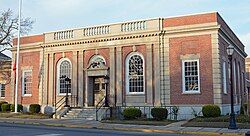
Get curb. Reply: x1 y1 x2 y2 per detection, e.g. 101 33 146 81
0 120 245 136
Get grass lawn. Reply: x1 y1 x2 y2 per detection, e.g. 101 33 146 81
0 112 51 119
101 119 175 126
182 115 250 129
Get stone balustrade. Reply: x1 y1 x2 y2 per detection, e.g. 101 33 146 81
44 18 162 43
54 30 74 40
121 21 146 32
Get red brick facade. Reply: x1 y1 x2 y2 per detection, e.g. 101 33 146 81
1 12 247 116
169 35 213 104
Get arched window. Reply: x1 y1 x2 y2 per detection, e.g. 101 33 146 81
57 58 72 95
126 52 145 94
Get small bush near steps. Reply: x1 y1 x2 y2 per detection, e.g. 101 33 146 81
151 108 168 120
202 104 221 117
29 104 41 113
10 104 23 112
1 104 10 112
123 108 142 119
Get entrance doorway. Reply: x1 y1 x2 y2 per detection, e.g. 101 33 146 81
93 77 106 105
87 76 106 106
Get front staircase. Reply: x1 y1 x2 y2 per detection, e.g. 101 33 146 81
60 107 110 120
54 95 110 120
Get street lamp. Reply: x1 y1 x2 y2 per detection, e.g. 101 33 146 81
64 76 71 107
104 75 109 107
227 45 237 129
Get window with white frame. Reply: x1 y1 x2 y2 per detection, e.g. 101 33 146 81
0 84 5 98
126 52 144 94
57 59 71 95
22 70 32 96
182 60 200 93
223 61 227 94
233 60 238 104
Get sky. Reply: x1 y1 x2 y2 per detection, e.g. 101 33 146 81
0 0 250 57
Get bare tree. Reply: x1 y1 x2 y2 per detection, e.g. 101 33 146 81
0 9 34 53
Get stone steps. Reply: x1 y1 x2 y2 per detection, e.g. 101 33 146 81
61 107 97 120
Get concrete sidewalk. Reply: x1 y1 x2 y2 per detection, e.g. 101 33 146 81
0 118 249 136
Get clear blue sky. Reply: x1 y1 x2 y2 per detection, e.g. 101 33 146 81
1 0 250 56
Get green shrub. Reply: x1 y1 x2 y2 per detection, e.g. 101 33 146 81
1 104 10 112
10 104 23 112
202 104 221 117
123 108 141 119
151 108 168 120
0 101 8 111
29 104 41 113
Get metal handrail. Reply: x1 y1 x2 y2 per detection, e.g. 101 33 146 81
54 96 66 119
95 96 106 120
115 105 175 120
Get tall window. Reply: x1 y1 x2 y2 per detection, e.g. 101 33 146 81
22 70 32 96
223 61 227 94
126 52 144 94
182 60 200 93
0 84 5 98
57 59 71 95
238 62 241 103
233 60 238 104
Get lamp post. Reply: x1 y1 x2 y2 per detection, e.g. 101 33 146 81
104 75 109 107
227 45 237 129
64 76 71 107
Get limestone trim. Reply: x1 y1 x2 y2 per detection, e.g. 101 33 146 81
180 54 200 60
72 51 78 97
42 32 161 48
11 48 42 54
164 22 219 33
116 47 122 106
43 54 49 105
38 50 44 105
218 32 247 58
146 44 153 105
42 38 159 57
49 53 54 105
109 47 115 106
211 33 222 105
153 42 161 106
78 50 84 107
20 66 33 70
163 37 170 105
10 43 42 51
165 29 219 39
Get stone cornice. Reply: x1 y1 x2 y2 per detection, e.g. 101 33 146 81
41 31 161 48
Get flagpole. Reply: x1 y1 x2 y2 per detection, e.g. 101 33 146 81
15 0 22 113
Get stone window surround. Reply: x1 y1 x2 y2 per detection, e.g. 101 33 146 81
22 69 32 96
125 52 145 95
181 54 200 94
56 58 72 96
0 83 5 98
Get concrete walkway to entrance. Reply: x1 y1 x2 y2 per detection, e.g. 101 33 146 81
0 118 248 136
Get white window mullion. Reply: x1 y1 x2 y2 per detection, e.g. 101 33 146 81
182 59 200 94
57 58 72 95
223 61 227 94
0 84 5 98
126 52 145 94
22 70 32 96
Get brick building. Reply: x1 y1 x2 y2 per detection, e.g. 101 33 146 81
0 53 11 102
1 12 248 119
